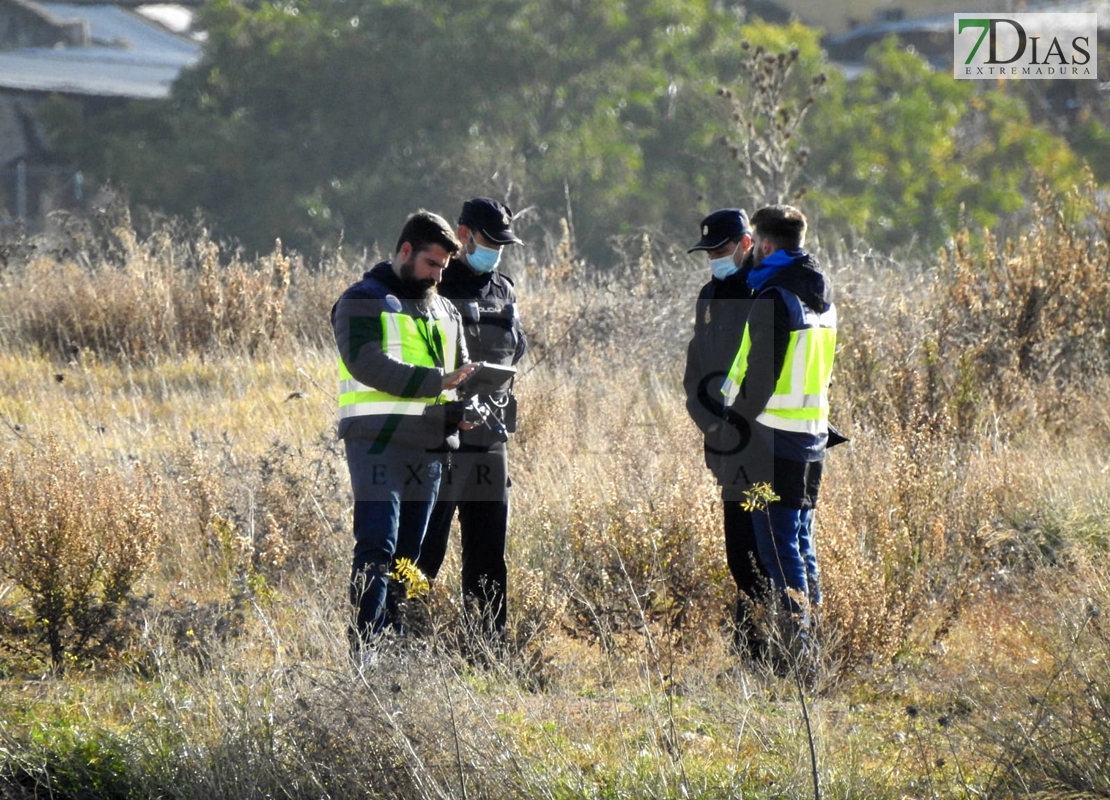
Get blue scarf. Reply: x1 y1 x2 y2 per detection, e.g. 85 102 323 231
747 248 806 293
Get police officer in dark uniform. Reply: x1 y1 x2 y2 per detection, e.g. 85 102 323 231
681 208 770 659
418 198 527 639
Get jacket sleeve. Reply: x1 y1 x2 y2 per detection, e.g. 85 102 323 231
512 315 528 365
683 319 725 437
727 291 790 423
450 304 470 367
502 282 527 365
331 295 445 398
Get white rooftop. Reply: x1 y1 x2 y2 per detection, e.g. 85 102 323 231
0 2 200 98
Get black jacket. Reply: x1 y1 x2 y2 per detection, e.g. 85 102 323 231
438 258 528 448
682 261 755 484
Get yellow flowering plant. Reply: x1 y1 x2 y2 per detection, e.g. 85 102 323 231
741 482 781 513
390 557 430 599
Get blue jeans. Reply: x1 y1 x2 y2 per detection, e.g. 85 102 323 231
344 441 443 643
751 503 821 618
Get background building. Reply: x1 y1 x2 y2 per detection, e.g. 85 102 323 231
0 0 199 228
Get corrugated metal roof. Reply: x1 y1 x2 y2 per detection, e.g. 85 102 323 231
38 3 199 60
0 2 200 98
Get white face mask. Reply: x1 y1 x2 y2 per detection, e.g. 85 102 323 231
467 239 502 273
710 254 738 280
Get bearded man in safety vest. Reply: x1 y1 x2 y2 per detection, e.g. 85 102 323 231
332 210 478 655
719 204 837 666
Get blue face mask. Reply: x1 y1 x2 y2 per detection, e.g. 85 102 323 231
467 240 502 273
710 254 738 280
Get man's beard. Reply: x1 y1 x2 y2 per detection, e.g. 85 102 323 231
398 258 438 310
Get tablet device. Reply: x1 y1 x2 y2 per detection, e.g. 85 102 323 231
459 362 516 396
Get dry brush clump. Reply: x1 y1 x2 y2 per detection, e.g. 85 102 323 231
816 423 1014 671
836 182 1110 445
556 416 725 652
136 433 350 670
0 437 161 668
941 186 1110 391
502 233 730 657
0 216 332 363
510 249 730 657
169 436 347 584
813 187 1110 674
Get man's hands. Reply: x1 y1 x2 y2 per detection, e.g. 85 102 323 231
444 365 481 429
443 363 479 390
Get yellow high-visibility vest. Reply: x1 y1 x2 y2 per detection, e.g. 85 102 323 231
721 301 836 436
338 311 458 421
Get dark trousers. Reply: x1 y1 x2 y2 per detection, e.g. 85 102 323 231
722 491 770 658
344 440 442 645
418 443 509 635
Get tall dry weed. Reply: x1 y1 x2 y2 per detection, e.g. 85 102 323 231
811 186 1110 672
935 184 1109 441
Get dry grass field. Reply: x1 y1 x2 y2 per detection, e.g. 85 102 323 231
0 198 1109 798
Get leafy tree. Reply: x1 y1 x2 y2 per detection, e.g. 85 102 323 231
805 38 1086 252
39 10 1100 261
1068 117 1110 182
43 0 758 262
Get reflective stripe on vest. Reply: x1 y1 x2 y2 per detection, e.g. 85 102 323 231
721 303 837 435
720 325 753 408
337 311 458 421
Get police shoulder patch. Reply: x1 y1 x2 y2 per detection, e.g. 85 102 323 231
384 294 402 312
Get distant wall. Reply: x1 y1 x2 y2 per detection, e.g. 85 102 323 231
774 0 1020 36
0 92 39 166
0 0 88 50
0 91 84 228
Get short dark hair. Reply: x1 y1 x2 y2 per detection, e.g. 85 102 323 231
750 205 807 250
395 210 461 256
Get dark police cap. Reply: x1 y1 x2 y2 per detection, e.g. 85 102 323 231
459 198 524 246
687 208 752 253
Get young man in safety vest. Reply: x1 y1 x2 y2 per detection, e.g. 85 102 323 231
719 204 837 665
418 198 528 644
332 210 478 655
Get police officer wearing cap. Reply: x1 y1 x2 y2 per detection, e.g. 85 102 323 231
417 198 528 641
681 208 770 660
